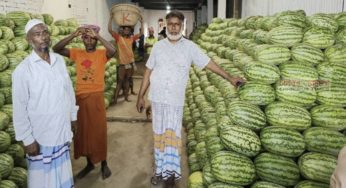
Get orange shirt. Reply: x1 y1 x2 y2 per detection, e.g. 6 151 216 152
112 33 139 65
69 48 108 95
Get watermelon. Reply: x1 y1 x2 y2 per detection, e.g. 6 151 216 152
317 62 346 86
291 44 325 66
0 180 18 188
206 136 224 157
188 171 204 188
251 181 286 188
294 180 329 188
308 13 338 32
0 130 11 152
8 167 27 188
220 125 261 157
303 28 335 49
227 101 266 131
304 127 346 156
211 151 256 186
324 44 346 65
239 82 275 106
0 54 9 71
243 63 280 84
316 86 346 107
268 26 303 47
4 124 15 143
0 93 5 111
195 141 208 168
189 153 201 172
275 10 306 28
254 44 291 65
42 14 54 25
2 104 13 120
208 182 243 188
260 127 305 157
255 152 300 186
298 152 337 183
310 105 346 130
265 102 311 131
5 144 25 163
0 111 9 130
203 162 217 186
0 153 14 178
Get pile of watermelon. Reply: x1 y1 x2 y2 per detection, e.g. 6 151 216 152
185 10 346 188
0 11 117 187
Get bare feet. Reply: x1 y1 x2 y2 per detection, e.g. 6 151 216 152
76 164 95 179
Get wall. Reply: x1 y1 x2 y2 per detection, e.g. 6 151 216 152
0 0 43 13
242 0 344 18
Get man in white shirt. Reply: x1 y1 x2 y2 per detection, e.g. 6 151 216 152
12 19 78 188
136 11 245 187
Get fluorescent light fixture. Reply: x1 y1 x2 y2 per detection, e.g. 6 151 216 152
166 5 171 10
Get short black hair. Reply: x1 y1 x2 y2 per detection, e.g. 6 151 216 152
165 11 185 22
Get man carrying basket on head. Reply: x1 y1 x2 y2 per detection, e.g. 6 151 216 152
108 5 143 104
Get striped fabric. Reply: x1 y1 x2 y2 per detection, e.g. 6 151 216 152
27 142 74 188
152 102 183 180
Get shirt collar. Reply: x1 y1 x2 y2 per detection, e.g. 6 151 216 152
29 50 57 66
165 36 186 44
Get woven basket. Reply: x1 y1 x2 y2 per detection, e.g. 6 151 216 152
111 3 140 26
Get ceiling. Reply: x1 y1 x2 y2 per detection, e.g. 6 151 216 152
132 0 205 10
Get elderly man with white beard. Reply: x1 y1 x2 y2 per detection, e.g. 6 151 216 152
136 11 246 187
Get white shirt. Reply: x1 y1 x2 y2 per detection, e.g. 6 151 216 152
12 51 78 146
146 37 210 106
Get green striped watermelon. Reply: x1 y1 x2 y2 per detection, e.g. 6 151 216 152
291 44 324 66
280 62 319 81
4 123 15 143
0 111 9 130
310 105 346 130
188 171 204 188
308 14 338 32
255 152 300 186
0 130 11 152
227 101 266 131
324 44 346 65
5 144 24 163
196 141 208 168
294 180 329 188
8 167 27 188
211 151 256 186
275 10 306 28
260 127 305 157
268 26 303 47
208 182 243 188
317 62 346 85
203 162 217 186
243 63 280 84
251 181 285 188
239 82 276 106
298 152 337 184
304 127 346 156
316 86 346 107
254 44 291 65
0 153 14 178
189 153 201 172
0 180 18 188
265 102 311 131
303 28 335 49
220 125 261 157
206 136 224 157
0 54 9 71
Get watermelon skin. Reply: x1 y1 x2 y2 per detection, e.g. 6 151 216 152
308 14 338 32
275 10 307 28
5 124 15 143
304 127 346 156
5 144 25 164
303 28 335 49
189 153 202 172
291 43 325 66
220 125 261 157
265 102 311 131
0 111 9 131
325 44 346 65
317 86 346 107
280 63 319 81
0 130 11 152
298 152 337 184
208 182 243 188
227 101 267 131
250 181 286 188
294 180 329 188
239 82 276 106
203 162 217 186
317 62 346 86
310 105 346 130
243 63 280 84
195 141 208 168
211 151 256 186
8 167 27 188
188 171 204 188
0 153 14 179
268 26 303 47
260 127 305 157
254 44 291 65
0 180 18 188
275 80 316 107
206 136 224 157
255 152 300 186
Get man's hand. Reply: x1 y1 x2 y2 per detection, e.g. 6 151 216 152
24 141 39 156
136 97 145 113
85 28 98 38
229 76 246 87
73 27 85 38
71 121 78 134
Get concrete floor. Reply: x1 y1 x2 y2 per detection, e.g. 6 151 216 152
71 62 189 188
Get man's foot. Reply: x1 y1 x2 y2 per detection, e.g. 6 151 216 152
131 91 137 95
76 164 95 179
164 175 175 188
151 176 162 185
101 165 112 180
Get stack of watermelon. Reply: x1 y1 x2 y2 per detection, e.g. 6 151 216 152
0 11 118 187
185 10 346 188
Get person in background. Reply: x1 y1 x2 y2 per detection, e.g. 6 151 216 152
53 24 116 180
136 11 245 188
330 146 346 188
137 28 145 60
12 19 77 188
144 27 158 55
158 26 167 40
108 12 143 103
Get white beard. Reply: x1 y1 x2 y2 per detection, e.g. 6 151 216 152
166 30 183 41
